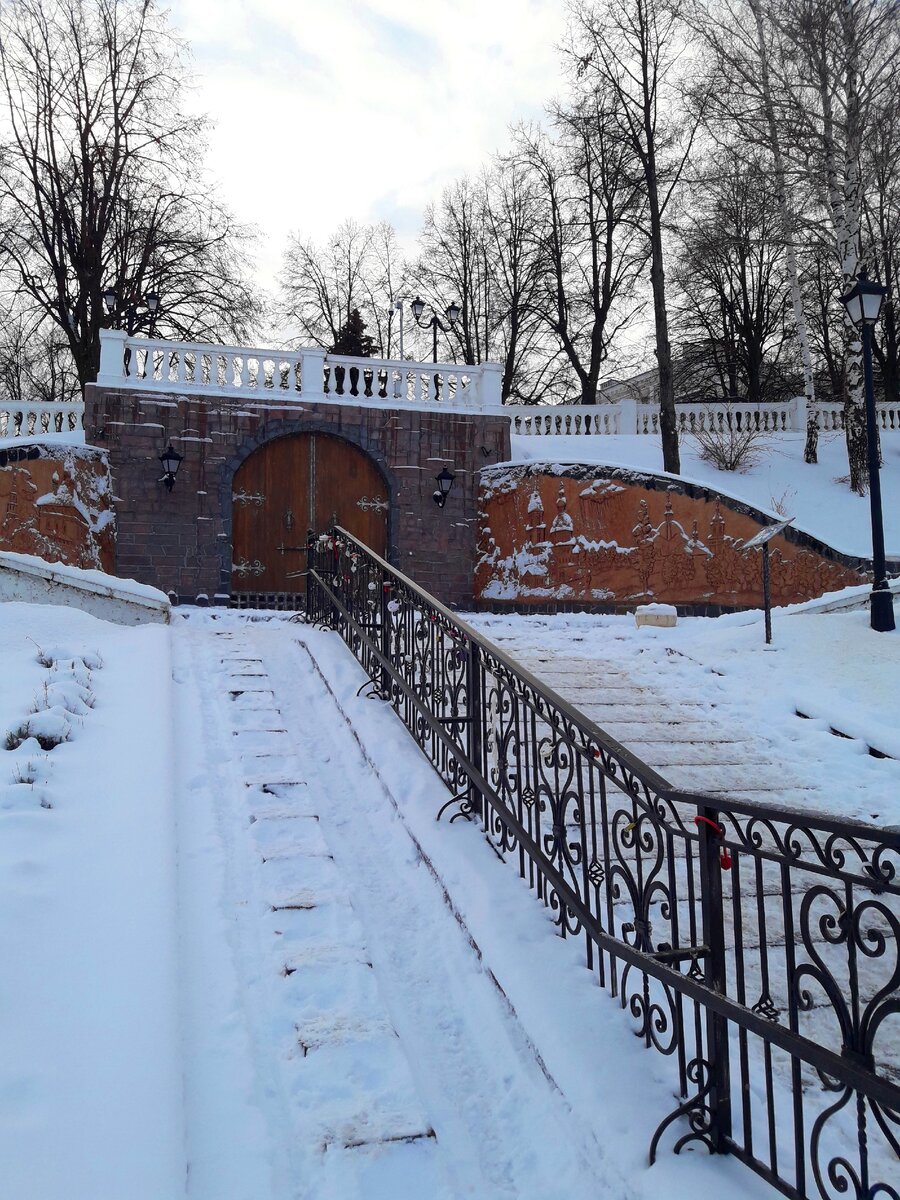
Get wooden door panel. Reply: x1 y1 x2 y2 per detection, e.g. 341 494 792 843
231 434 387 594
232 436 310 592
313 435 387 556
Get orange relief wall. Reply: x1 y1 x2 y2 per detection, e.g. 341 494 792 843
0 442 114 572
474 464 867 611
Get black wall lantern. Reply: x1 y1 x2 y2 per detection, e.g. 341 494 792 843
158 443 184 492
432 466 455 508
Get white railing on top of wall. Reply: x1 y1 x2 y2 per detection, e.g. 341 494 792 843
95 329 505 411
511 395 900 436
0 399 85 443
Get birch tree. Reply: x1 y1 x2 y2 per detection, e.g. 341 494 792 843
770 0 899 491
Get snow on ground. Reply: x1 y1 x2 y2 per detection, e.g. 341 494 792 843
0 602 182 1200
466 597 900 822
1 599 787 1200
508 430 900 559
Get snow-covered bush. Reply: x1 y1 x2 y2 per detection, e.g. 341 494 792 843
690 404 770 472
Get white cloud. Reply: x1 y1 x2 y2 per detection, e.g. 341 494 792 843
169 0 568 286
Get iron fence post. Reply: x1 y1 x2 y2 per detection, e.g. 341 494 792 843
305 528 316 619
380 569 392 699
467 638 484 824
698 803 732 1153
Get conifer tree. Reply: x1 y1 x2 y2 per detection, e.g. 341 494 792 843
330 309 375 357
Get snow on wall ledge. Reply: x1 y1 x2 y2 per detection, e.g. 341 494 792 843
475 462 870 612
0 439 114 571
0 552 169 625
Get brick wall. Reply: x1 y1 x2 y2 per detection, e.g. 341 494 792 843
85 385 510 607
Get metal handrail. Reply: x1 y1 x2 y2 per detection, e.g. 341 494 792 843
307 526 900 1197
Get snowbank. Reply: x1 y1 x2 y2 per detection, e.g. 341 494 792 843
0 603 183 1198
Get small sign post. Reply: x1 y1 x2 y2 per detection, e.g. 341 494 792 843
739 519 794 645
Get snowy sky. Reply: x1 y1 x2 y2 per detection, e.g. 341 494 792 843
170 0 569 291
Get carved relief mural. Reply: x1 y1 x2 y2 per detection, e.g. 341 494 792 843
475 464 867 609
0 443 115 572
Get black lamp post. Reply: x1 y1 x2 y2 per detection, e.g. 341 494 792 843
410 296 461 364
840 268 895 632
158 443 184 492
103 287 161 336
432 466 456 509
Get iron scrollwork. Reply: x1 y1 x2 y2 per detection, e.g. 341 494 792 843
306 524 900 1200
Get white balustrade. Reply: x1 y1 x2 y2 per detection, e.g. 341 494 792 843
91 333 900 431
510 396 899 436
96 330 505 414
0 400 85 442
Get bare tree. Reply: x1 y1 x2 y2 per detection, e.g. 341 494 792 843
863 95 900 406
280 219 406 356
672 155 795 405
364 221 407 359
567 0 702 472
482 157 567 403
0 301 80 406
516 95 645 406
414 178 489 365
280 220 375 350
0 0 260 393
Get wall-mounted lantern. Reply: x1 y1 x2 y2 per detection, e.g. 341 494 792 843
432 466 455 509
158 443 184 492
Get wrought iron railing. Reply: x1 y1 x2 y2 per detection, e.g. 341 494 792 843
306 527 900 1200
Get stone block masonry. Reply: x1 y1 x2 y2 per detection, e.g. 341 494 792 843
85 384 510 607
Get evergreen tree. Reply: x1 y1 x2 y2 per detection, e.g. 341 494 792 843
330 309 375 357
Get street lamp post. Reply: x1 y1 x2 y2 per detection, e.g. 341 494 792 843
102 287 161 336
840 268 896 632
410 296 461 364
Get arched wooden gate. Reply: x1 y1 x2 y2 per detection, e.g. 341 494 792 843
230 433 388 603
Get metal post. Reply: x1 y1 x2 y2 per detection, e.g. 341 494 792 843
697 804 732 1152
763 542 772 645
305 528 316 619
379 573 392 700
861 322 896 632
467 639 484 825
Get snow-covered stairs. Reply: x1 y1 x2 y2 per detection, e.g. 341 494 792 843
505 648 824 806
190 628 440 1196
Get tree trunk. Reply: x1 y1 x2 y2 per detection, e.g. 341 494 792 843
648 185 680 472
748 0 818 461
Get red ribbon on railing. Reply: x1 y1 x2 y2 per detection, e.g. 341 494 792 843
693 815 732 870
